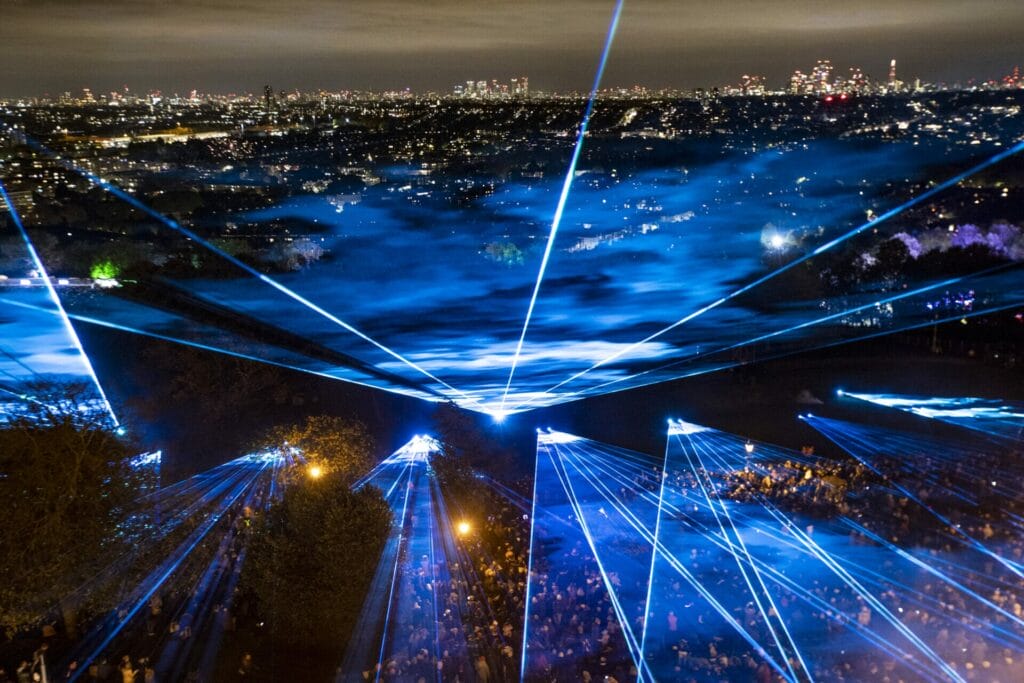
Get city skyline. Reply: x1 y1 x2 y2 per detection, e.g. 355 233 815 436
7 58 1024 104
1 0 1022 97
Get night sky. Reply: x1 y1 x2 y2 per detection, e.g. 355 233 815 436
1 0 1022 96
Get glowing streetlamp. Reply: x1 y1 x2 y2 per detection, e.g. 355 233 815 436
308 464 324 479
456 521 472 536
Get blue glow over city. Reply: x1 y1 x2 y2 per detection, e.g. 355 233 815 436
3 133 1024 416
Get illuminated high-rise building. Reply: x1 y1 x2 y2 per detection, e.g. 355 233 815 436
789 70 808 94
811 60 834 94
886 59 905 92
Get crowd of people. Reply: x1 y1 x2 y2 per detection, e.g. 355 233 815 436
367 477 530 682
635 438 1024 682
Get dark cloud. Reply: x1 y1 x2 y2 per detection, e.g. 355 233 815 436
0 0 1020 95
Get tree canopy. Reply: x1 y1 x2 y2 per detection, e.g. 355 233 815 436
242 470 392 655
0 384 145 636
261 415 376 485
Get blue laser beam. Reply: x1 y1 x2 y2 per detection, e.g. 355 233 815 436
688 433 814 681
525 297 1024 413
675 431 805 682
659 422 979 681
840 392 1024 444
553 263 1018 403
756 499 965 683
805 414 1024 580
342 435 453 681
532 432 799 680
0 180 119 426
545 441 648 673
0 297 441 405
66 461 266 681
519 432 543 679
555 441 664 681
558 434 793 679
499 0 625 411
373 462 417 682
1 126 482 411
520 138 1024 405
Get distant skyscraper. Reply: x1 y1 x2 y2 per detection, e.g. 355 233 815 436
888 59 897 87
812 60 834 94
789 70 808 94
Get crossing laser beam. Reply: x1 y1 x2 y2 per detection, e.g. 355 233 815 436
0 297 442 404
525 298 1024 412
1 126 482 410
521 138 1024 405
552 263 1018 403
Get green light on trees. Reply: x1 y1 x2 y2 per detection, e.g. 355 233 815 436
90 259 120 280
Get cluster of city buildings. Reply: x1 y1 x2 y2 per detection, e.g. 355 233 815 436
784 58 905 96
452 77 529 99
722 59 1000 97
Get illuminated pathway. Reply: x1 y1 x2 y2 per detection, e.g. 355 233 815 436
340 435 480 683
60 451 285 682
